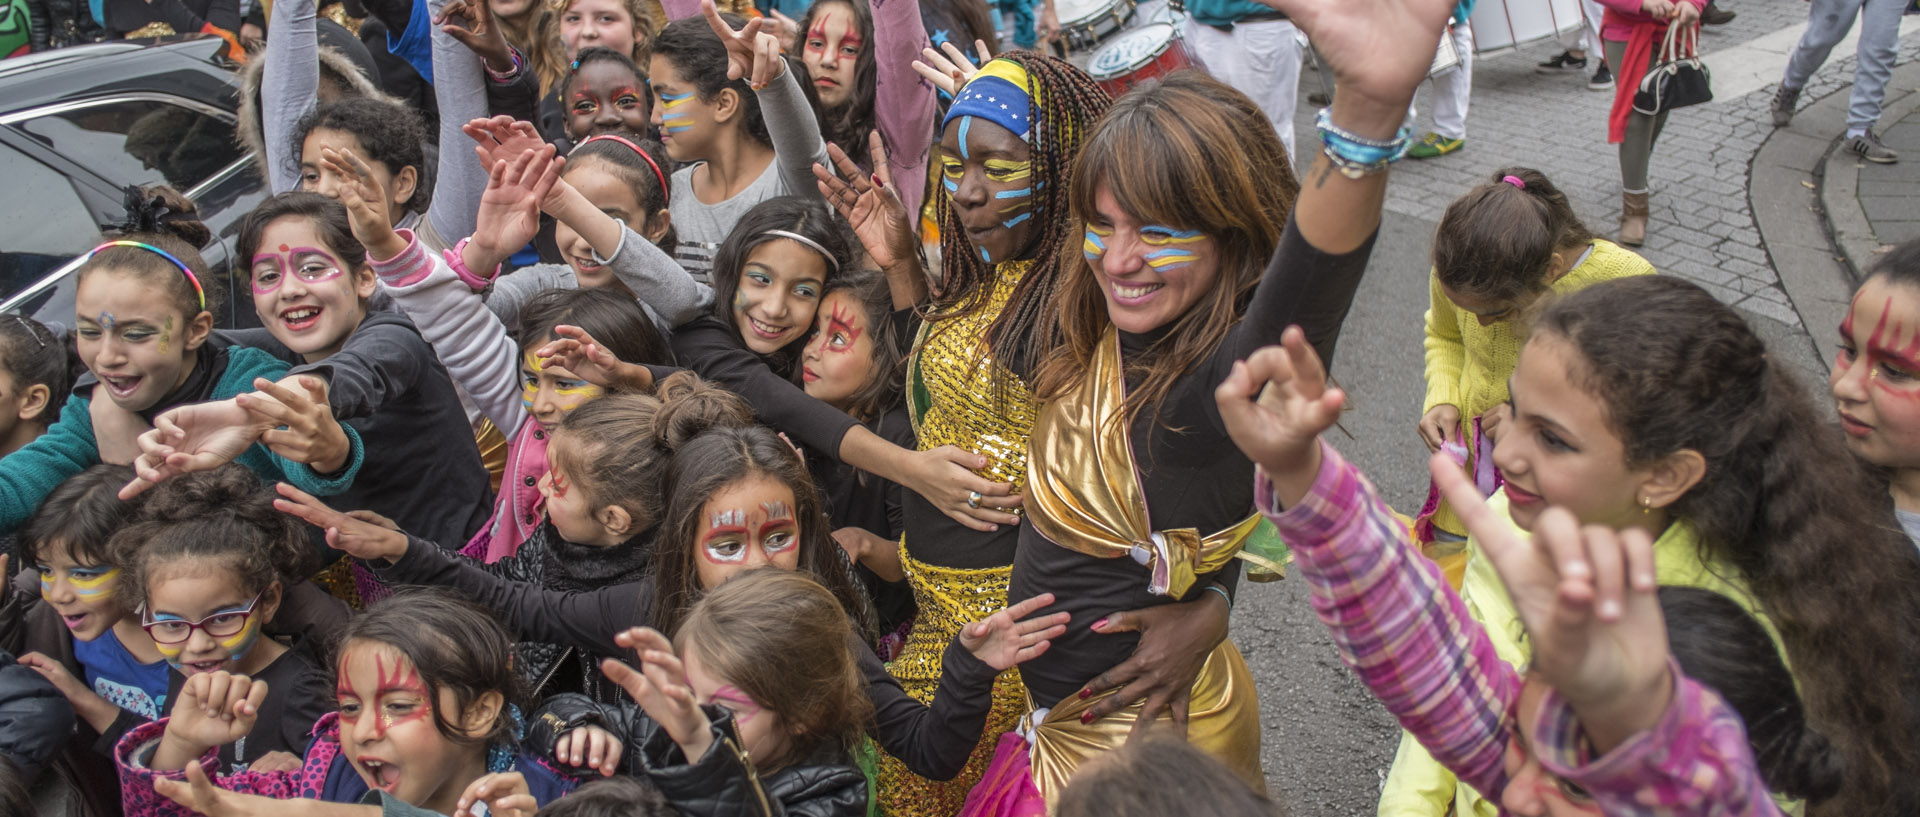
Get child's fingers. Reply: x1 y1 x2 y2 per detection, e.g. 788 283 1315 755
600 657 651 700
974 38 991 64
999 592 1057 622
626 627 673 655
241 675 270 717
1280 326 1328 397
1431 450 1497 541
1580 523 1626 622
1620 526 1657 592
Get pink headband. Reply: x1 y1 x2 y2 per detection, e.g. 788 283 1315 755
577 134 670 206
1501 175 1525 189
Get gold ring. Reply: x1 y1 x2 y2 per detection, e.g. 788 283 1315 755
967 491 983 510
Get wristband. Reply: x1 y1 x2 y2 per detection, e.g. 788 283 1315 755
486 46 526 84
1315 108 1413 179
444 238 500 291
1204 584 1233 611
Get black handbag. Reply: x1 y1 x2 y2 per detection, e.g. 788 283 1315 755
1633 22 1712 115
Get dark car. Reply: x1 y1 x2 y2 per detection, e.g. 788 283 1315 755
0 35 267 331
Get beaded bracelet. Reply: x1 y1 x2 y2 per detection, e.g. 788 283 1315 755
1315 108 1414 179
486 46 526 84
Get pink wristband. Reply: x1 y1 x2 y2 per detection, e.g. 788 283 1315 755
445 238 499 291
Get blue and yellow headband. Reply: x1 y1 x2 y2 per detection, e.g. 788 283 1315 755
943 59 1040 142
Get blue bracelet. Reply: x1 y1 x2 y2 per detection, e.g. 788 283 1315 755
1204 584 1233 611
1315 108 1414 178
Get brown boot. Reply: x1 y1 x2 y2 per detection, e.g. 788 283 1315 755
1619 190 1649 246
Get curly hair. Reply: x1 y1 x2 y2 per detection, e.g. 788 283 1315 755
1534 276 1920 813
84 185 223 323
338 588 524 748
549 371 753 532
107 464 313 609
292 97 432 216
930 52 1109 401
798 0 877 162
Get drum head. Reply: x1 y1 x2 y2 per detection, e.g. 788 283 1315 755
1088 23 1175 79
1057 0 1119 26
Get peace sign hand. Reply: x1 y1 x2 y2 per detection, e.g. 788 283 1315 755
701 0 785 91
813 133 916 274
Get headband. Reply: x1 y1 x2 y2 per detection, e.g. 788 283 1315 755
88 241 206 313
7 315 44 348
761 230 842 274
943 59 1039 142
1501 175 1526 189
578 134 671 207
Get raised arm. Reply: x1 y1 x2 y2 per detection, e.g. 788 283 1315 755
261 0 322 193
427 0 492 245
870 0 937 220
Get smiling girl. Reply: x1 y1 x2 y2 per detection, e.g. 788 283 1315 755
0 189 361 533
93 466 338 771
114 589 577 816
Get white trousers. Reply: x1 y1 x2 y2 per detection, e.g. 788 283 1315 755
1413 23 1474 140
1183 17 1308 160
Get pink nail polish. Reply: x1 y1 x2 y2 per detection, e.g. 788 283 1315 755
1090 618 1108 630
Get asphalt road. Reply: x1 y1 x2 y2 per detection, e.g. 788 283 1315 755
1238 209 1445 816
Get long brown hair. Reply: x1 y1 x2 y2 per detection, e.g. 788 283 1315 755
675 569 873 770
648 426 876 641
532 0 658 98
1535 276 1920 814
1034 71 1297 431
929 53 1109 385
1432 167 1596 304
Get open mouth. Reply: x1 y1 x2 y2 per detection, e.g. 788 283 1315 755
60 613 89 630
100 374 143 399
746 315 789 341
358 758 402 792
281 306 322 331
570 254 604 274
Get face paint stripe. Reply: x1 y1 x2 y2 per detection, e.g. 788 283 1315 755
1002 212 1032 229
957 117 972 161
993 187 1032 199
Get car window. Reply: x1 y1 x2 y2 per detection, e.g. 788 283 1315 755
16 97 240 192
0 143 97 303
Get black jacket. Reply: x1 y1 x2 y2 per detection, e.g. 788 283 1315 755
25 0 103 50
530 694 868 817
0 645 73 779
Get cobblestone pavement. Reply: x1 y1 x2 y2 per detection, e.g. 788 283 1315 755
1287 0 1920 330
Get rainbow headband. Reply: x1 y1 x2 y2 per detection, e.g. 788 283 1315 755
576 134 671 207
88 241 206 312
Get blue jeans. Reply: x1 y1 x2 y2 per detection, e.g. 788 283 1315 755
1781 0 1907 133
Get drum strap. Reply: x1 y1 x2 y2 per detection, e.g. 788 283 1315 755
1211 9 1287 31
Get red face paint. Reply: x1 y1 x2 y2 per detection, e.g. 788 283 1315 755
551 469 571 499
369 653 432 738
804 22 827 55
710 685 762 724
823 303 864 354
1858 295 1920 399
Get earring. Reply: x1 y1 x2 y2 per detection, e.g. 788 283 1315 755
1640 496 1653 515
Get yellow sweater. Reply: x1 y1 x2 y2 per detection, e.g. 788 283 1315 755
1420 239 1654 536
1377 492 1794 817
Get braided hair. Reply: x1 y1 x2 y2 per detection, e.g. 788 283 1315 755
930 52 1109 383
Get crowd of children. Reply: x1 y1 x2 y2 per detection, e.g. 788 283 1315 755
3 0 1920 815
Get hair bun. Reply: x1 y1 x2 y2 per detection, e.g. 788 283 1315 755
137 464 271 523
649 371 754 453
110 186 212 248
1770 724 1845 803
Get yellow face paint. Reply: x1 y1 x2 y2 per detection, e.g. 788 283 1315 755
983 159 1033 183
66 568 119 602
1083 224 1112 264
940 158 963 195
521 351 604 418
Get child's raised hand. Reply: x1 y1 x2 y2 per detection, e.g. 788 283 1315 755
1416 404 1460 453
319 147 406 260
554 725 624 777
155 671 268 770
701 0 784 90
438 0 513 73
464 117 549 174
534 325 651 391
1215 326 1345 494
239 376 352 475
456 771 536 817
911 39 989 96
1434 453 1674 750
121 399 269 500
272 483 410 563
814 133 918 276
469 144 564 276
960 593 1071 671
602 627 713 762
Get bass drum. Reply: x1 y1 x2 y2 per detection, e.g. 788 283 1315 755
1469 0 1586 53
1086 22 1193 97
1057 0 1138 52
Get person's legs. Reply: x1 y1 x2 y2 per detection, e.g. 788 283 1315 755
1846 0 1905 135
1782 0 1867 90
1581 0 1606 55
1009 0 1037 50
1186 18 1305 159
1429 23 1473 141
1607 38 1653 244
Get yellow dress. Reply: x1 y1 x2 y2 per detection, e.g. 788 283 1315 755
875 264 1035 817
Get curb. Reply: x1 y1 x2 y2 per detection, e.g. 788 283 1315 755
1751 60 1920 375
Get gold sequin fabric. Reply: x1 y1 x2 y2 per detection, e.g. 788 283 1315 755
876 547 1026 817
907 262 1037 489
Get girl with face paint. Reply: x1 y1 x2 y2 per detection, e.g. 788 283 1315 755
1832 239 1920 548
115 590 579 816
795 0 940 224
99 465 340 773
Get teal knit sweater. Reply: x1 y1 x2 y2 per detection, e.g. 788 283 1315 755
0 346 363 532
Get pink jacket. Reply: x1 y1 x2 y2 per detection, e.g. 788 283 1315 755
1595 0 1706 42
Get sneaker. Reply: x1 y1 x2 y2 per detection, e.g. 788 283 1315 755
1702 2 1735 24
1847 131 1900 163
1588 62 1615 90
1771 85 1799 127
1536 51 1589 73
1407 133 1465 159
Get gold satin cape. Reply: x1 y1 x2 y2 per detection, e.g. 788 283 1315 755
1021 328 1267 803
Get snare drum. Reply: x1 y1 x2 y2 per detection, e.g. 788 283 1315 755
1469 0 1585 53
1086 23 1193 97
1057 0 1137 51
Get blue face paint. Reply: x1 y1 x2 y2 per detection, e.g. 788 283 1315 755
978 246 991 262
957 117 972 160
660 91 696 134
993 187 1032 199
943 176 959 193
1001 212 1032 229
